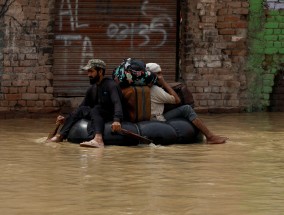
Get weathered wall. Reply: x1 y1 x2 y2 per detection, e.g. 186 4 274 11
246 0 284 111
181 0 249 113
0 0 57 117
180 0 284 113
0 0 283 118
270 69 284 111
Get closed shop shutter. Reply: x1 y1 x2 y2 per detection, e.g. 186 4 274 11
53 0 178 96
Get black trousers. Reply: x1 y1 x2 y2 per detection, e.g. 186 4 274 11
59 105 113 139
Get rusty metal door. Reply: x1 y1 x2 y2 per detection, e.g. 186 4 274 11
53 0 178 96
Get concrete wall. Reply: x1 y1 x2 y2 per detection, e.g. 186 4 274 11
0 0 283 118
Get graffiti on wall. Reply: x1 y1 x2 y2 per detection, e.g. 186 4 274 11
56 0 94 72
55 0 174 72
106 1 173 48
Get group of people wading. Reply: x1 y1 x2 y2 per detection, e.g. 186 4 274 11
47 58 228 148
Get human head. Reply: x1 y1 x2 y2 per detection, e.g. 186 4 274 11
82 59 106 84
146 63 162 74
82 59 106 74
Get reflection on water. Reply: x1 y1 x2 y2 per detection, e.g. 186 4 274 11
0 113 284 215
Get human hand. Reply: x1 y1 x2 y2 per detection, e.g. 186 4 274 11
156 73 166 86
111 121 122 132
156 72 164 80
56 115 65 125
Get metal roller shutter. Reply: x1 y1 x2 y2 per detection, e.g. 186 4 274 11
53 0 178 96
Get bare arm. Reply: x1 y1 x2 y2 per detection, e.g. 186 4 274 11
157 74 181 104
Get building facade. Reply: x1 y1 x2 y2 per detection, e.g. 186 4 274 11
0 0 283 118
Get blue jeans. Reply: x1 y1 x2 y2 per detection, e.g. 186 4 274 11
164 105 197 122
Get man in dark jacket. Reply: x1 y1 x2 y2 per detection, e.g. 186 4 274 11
47 59 124 148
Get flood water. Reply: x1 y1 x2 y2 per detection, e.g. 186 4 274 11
0 112 284 215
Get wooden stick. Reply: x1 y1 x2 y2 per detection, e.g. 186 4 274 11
46 123 61 140
120 128 153 144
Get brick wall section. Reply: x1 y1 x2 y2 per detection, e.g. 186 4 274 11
245 0 284 111
0 0 58 117
181 0 249 113
0 19 3 104
0 0 283 117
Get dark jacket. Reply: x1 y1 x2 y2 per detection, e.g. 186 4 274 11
80 77 124 122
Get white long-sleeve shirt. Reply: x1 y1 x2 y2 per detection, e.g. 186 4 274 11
150 85 176 120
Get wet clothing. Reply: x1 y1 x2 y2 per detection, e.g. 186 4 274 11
150 85 197 122
59 77 124 139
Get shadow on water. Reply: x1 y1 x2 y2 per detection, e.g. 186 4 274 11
0 112 284 215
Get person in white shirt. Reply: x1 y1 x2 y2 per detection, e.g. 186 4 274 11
146 63 228 144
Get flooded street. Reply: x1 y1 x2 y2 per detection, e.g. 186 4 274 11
0 112 284 215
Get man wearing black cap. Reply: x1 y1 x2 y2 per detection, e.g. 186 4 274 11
47 59 124 148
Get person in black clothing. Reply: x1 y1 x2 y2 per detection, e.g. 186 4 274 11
47 59 124 148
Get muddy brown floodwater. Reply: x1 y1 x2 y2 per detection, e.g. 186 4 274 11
0 112 284 215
